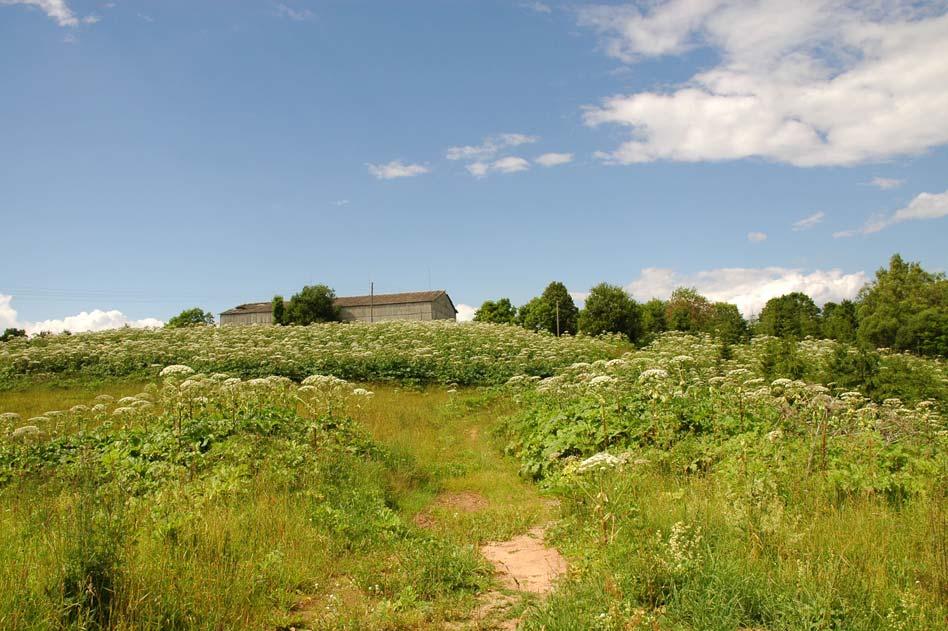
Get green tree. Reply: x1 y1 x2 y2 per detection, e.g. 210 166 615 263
640 298 667 338
664 287 713 332
0 328 26 342
165 307 215 328
272 295 286 325
517 282 578 335
857 254 948 356
821 300 858 342
756 292 821 338
578 283 642 341
706 302 748 343
284 285 340 325
473 298 517 324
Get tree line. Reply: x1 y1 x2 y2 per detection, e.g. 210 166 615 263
473 254 947 358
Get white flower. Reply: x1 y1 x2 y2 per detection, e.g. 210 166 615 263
638 368 669 381
588 375 616 387
12 425 42 441
159 364 195 378
576 452 621 473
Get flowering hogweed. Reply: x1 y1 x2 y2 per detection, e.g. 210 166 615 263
0 321 623 386
500 331 946 498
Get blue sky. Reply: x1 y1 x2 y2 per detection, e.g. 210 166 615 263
1 0 946 331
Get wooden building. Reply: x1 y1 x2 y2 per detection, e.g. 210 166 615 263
219 290 457 326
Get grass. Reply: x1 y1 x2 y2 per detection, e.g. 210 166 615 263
0 377 150 420
2 376 945 630
0 381 553 630
523 468 948 630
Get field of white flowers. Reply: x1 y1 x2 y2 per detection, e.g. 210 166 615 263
501 333 947 629
1 324 946 629
0 321 625 387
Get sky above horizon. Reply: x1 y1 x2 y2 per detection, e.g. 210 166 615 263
2 0 947 333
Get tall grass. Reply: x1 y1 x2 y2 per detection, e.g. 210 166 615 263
523 468 948 630
0 383 517 630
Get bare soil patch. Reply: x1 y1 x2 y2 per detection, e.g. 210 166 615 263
413 491 488 528
480 526 566 594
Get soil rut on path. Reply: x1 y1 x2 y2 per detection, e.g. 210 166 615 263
480 526 566 594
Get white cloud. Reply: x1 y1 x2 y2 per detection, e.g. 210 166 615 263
0 296 17 330
367 160 430 180
466 162 489 177
836 189 948 237
82 14 98 24
535 152 574 166
275 3 315 22
869 176 905 190
492 156 531 174
332 199 350 206
792 211 825 231
626 266 868 317
747 231 767 243
446 133 539 161
0 295 163 335
521 2 552 14
580 2 948 166
455 303 476 322
1 0 78 26
467 156 531 178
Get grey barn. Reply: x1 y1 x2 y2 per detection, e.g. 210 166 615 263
220 290 457 326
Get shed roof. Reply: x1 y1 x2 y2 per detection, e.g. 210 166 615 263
220 302 273 316
220 291 457 316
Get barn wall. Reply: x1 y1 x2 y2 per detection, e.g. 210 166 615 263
220 311 272 326
430 295 457 321
340 301 433 322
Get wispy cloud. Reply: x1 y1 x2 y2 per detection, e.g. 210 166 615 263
275 3 315 22
535 152 573 167
747 231 767 243
446 133 538 161
520 1 551 14
367 160 430 180
1 0 78 26
467 156 531 178
868 177 905 190
332 199 350 207
835 190 948 237
792 211 825 231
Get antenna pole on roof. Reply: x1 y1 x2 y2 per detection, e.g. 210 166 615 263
370 281 374 323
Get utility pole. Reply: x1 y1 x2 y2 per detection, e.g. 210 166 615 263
556 300 561 337
370 281 374 323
